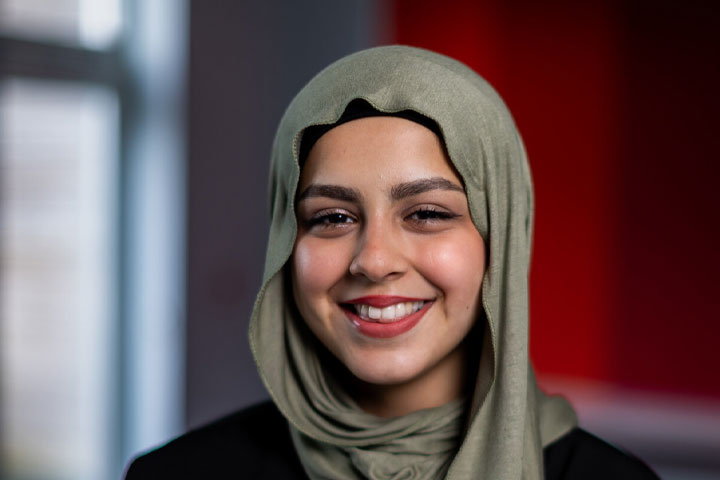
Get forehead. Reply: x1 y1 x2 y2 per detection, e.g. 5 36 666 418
299 116 462 189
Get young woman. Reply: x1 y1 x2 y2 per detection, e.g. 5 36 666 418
126 46 658 479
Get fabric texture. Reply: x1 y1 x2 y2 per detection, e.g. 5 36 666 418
249 45 578 480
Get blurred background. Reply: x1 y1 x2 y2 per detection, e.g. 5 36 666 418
0 0 718 479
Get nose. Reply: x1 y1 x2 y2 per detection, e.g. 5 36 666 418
348 218 407 282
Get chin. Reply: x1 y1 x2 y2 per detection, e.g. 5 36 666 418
342 348 427 386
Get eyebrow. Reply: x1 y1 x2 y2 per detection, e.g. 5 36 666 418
390 177 464 200
297 177 464 203
297 184 361 203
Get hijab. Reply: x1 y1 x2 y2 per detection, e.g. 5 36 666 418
249 45 577 479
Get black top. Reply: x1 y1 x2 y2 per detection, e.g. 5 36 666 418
124 401 659 479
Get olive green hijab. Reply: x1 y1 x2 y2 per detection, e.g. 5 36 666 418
249 45 577 479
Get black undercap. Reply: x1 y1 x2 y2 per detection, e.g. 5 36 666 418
298 98 444 167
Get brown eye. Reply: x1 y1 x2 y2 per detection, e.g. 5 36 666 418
313 213 353 225
304 209 357 230
406 207 458 223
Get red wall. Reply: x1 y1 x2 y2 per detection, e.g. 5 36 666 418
390 0 720 397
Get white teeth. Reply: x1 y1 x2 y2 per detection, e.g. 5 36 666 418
381 304 396 321
351 300 427 322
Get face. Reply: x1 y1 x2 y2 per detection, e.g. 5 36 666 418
291 116 486 390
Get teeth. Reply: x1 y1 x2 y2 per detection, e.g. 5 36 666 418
381 304 396 321
351 301 426 322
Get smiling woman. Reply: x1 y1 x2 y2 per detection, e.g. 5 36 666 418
292 114 485 417
125 46 659 479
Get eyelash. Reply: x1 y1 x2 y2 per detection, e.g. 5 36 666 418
305 210 356 228
406 206 458 223
304 206 458 230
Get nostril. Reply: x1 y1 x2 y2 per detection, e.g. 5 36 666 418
349 253 393 280
348 227 407 281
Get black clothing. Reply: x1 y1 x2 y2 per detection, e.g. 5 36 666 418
124 401 659 479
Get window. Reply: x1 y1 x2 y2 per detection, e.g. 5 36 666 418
0 0 122 49
0 1 186 478
0 77 118 480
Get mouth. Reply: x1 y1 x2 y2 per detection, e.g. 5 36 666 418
342 300 426 323
340 296 434 338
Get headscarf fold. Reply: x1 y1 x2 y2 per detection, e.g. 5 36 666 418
249 45 577 480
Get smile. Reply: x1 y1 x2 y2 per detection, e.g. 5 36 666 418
348 301 425 323
341 296 434 339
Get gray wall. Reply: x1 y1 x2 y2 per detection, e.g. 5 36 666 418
186 0 386 429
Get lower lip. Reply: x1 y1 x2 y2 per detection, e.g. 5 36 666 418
344 302 433 339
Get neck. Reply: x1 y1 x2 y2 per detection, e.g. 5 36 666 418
344 340 477 418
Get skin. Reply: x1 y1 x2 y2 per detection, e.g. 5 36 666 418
291 116 486 417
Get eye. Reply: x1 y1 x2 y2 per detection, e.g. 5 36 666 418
305 209 356 229
406 206 459 223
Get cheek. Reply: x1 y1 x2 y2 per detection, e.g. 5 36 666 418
291 236 353 359
292 237 350 299
418 231 485 310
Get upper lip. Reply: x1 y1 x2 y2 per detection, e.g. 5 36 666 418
342 295 430 308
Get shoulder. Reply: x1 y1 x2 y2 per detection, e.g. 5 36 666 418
544 428 659 480
124 400 306 479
